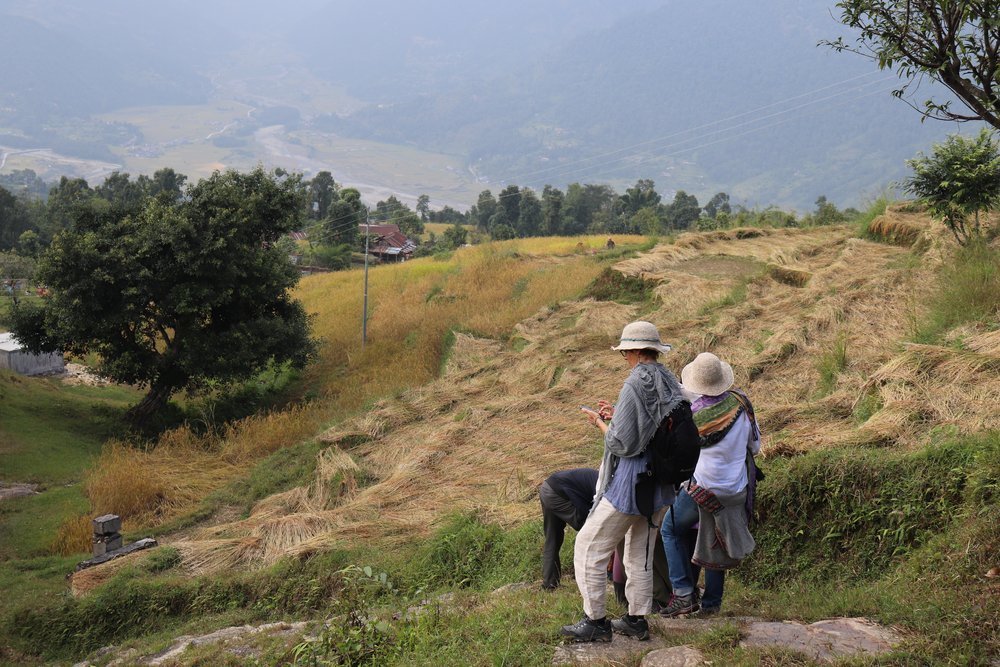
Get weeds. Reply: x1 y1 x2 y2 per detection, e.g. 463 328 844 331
815 332 848 396
745 433 993 586
916 241 1000 343
854 194 892 239
405 513 541 592
699 279 750 314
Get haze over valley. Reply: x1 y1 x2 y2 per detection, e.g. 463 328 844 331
0 0 982 210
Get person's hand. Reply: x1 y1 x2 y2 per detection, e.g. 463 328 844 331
597 399 614 421
580 407 602 426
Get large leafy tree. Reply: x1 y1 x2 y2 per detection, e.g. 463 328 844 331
517 188 543 237
619 179 661 217
472 190 498 232
0 186 34 251
308 171 338 220
903 128 1000 244
541 185 565 236
827 1 1000 129
664 190 701 230
11 167 315 428
317 187 364 247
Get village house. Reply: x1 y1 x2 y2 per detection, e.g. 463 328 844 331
363 223 416 262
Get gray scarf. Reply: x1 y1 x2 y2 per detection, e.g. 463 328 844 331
592 362 684 511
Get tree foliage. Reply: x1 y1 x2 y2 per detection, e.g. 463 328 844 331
11 167 315 428
0 186 34 251
827 0 1000 129
903 128 1000 244
373 195 424 237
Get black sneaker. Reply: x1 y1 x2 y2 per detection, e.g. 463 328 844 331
559 616 613 643
611 614 650 640
658 593 699 618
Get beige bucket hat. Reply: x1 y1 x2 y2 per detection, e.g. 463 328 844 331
681 352 734 396
611 321 673 354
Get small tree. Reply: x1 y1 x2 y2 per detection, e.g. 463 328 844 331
903 129 1000 245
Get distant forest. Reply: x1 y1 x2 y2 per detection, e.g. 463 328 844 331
1 167 857 276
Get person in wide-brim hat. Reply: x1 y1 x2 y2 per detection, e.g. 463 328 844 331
610 320 673 355
680 352 733 397
560 320 683 642
659 350 761 620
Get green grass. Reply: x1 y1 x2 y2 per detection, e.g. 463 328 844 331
0 371 142 651
915 241 1000 343
699 280 750 315
854 193 892 239
0 485 90 560
0 372 137 484
814 332 848 397
203 438 327 518
732 431 999 661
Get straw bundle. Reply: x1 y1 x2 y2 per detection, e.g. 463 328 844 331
768 264 811 287
869 214 923 246
69 550 153 596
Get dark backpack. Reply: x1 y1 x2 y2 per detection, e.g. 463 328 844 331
635 400 701 520
648 400 701 486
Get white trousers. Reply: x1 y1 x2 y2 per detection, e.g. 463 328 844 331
573 497 667 618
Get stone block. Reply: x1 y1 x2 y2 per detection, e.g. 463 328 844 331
92 514 121 536
93 533 123 556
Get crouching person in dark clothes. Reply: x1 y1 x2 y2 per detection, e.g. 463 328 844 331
539 468 599 589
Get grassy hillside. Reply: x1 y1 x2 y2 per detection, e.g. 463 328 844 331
1 215 998 665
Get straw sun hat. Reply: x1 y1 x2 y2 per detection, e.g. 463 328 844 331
611 321 673 354
681 352 734 397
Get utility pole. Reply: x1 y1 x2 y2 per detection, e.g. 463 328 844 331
362 211 370 347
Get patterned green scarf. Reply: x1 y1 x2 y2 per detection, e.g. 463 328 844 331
692 392 745 447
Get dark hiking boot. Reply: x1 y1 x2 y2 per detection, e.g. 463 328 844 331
693 605 720 617
559 616 613 642
658 593 699 618
611 614 650 640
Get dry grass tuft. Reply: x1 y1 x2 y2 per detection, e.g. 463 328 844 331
85 439 240 526
49 514 93 556
767 264 811 287
69 549 156 596
868 214 923 246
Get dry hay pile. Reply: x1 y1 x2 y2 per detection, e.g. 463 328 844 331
868 204 926 247
69 549 160 596
169 220 999 573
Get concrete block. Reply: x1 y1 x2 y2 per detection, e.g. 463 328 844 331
92 533 123 556
92 514 121 536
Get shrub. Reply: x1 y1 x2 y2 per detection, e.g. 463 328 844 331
904 129 1000 245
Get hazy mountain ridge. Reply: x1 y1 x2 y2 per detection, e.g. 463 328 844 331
0 0 984 209
321 0 973 208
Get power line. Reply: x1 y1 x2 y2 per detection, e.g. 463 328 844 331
297 70 900 238
505 70 889 184
541 76 898 183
